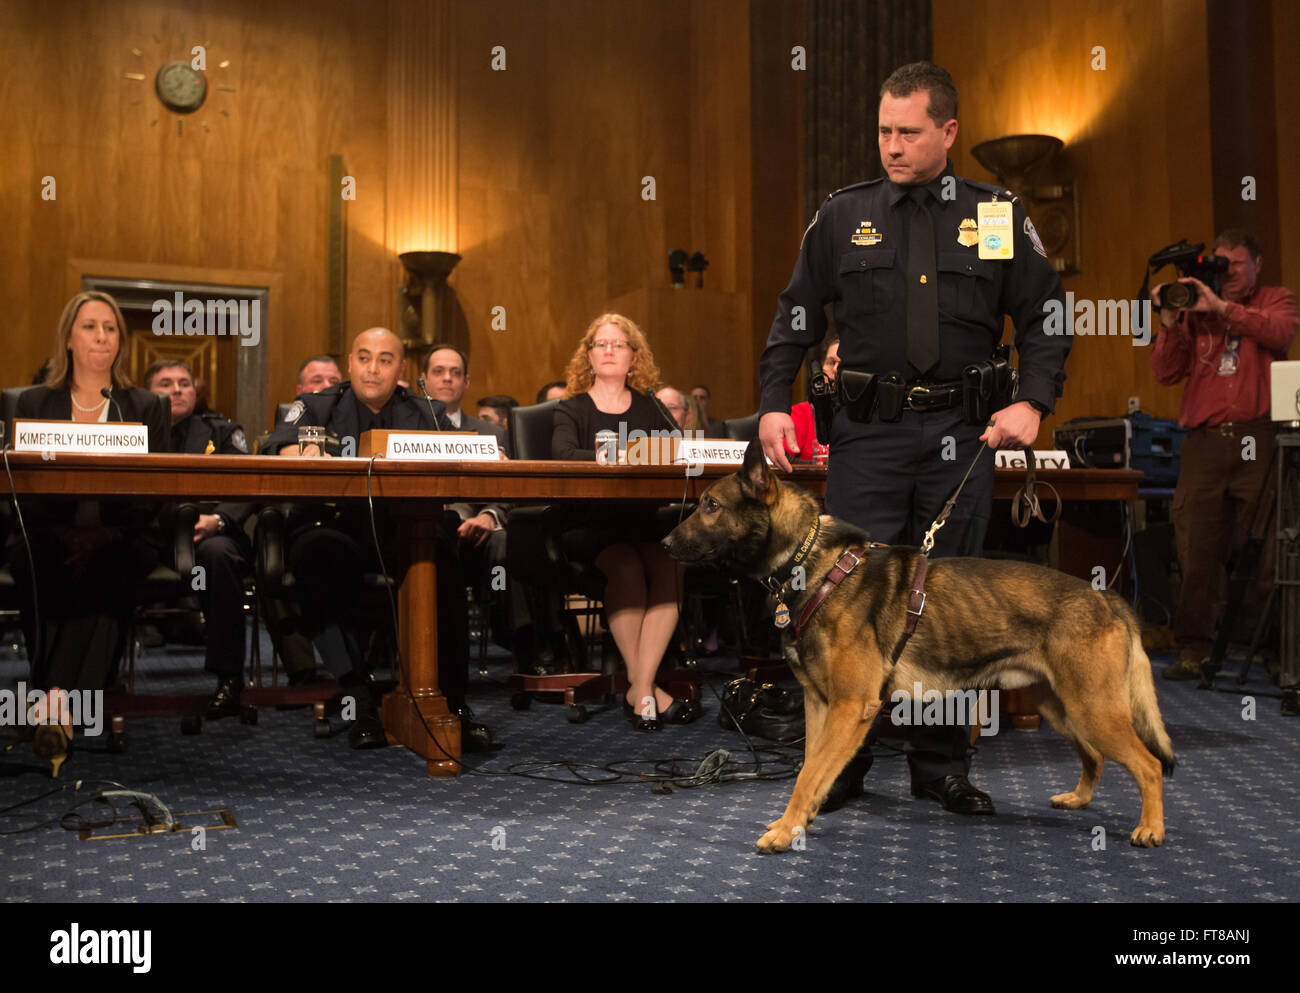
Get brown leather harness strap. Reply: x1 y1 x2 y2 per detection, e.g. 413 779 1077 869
892 554 930 662
794 543 869 639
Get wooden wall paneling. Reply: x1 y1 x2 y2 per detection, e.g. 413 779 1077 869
1272 0 1300 356
749 0 806 417
936 0 1214 435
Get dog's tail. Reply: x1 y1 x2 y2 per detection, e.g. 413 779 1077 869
1123 614 1177 776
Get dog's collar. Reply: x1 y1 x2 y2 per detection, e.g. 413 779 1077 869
761 517 823 597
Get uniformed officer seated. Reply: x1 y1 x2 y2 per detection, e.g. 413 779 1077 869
262 328 491 751
145 360 256 720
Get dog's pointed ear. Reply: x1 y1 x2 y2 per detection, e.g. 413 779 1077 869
740 437 775 501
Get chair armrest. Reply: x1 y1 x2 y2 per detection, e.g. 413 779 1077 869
172 503 200 577
255 504 289 586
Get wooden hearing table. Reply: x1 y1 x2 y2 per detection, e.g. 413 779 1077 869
4 453 1140 771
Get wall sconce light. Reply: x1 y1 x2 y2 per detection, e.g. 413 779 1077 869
687 252 709 288
668 249 687 288
970 134 1080 274
398 250 462 355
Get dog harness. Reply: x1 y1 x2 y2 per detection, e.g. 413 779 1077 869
791 543 931 665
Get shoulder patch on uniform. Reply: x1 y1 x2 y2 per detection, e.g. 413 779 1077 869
231 428 248 453
828 178 882 199
1025 216 1048 258
284 400 305 424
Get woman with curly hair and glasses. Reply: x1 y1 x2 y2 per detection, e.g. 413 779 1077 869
552 313 700 731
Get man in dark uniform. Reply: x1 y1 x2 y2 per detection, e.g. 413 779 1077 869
145 360 255 720
758 62 1070 815
263 328 491 751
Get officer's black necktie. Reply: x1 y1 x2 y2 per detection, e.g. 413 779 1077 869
906 186 939 377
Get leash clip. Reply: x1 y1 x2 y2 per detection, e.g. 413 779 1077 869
920 517 946 555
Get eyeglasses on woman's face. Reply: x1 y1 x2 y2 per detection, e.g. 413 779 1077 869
590 339 631 353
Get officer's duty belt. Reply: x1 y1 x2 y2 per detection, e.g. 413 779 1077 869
901 380 963 412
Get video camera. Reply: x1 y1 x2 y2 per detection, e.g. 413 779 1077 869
1146 240 1229 309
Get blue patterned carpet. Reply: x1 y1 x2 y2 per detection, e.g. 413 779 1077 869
2 636 1297 903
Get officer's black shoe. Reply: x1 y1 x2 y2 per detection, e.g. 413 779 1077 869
911 774 995 815
205 678 241 720
819 747 874 814
454 704 493 752
347 713 388 750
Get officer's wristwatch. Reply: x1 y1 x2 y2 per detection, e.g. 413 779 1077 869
214 515 228 534
1024 399 1050 417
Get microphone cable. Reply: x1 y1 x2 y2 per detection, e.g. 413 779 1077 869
362 452 800 790
3 445 41 671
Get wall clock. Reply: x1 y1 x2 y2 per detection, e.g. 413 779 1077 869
154 60 207 114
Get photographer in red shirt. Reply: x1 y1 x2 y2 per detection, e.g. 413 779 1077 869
1150 228 1298 679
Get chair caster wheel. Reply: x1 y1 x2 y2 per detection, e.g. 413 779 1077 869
239 705 258 725
106 732 126 754
314 718 332 739
566 704 588 724
510 692 532 711
180 715 202 735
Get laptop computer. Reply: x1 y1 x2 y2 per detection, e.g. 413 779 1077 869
1271 360 1300 423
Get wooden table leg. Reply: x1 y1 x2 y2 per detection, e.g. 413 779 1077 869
381 512 461 775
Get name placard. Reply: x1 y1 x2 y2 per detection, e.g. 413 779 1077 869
13 419 149 454
359 429 500 461
994 449 1071 471
677 439 773 465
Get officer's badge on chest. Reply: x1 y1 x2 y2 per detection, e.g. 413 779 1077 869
850 221 882 246
957 218 979 248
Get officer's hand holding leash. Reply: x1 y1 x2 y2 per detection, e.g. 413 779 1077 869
759 411 798 473
980 400 1041 450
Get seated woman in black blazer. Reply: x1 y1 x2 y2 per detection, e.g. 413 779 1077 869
9 290 169 775
552 313 700 730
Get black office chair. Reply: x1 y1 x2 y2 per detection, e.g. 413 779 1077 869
507 399 558 460
1 386 37 449
725 412 760 442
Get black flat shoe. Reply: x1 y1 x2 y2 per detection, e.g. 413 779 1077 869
659 698 702 725
911 774 995 815
820 747 874 814
623 701 661 732
206 678 241 720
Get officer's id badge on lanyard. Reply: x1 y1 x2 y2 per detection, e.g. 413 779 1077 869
1218 333 1241 376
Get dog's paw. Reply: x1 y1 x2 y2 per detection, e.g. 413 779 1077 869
1129 824 1165 848
756 824 795 853
1050 791 1090 810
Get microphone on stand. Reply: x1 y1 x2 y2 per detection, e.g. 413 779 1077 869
645 388 683 436
416 377 441 428
100 388 125 423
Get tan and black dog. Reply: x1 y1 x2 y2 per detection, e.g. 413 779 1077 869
663 439 1175 852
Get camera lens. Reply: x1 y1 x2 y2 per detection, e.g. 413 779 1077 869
1161 282 1196 309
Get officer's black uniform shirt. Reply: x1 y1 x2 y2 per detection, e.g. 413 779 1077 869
759 159 1070 417
263 381 452 456
172 410 253 530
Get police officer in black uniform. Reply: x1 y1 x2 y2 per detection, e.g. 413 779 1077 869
759 62 1070 815
145 360 256 721
262 328 490 751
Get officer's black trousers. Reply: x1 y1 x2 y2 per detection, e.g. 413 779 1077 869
194 534 251 678
287 520 470 705
825 405 994 784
